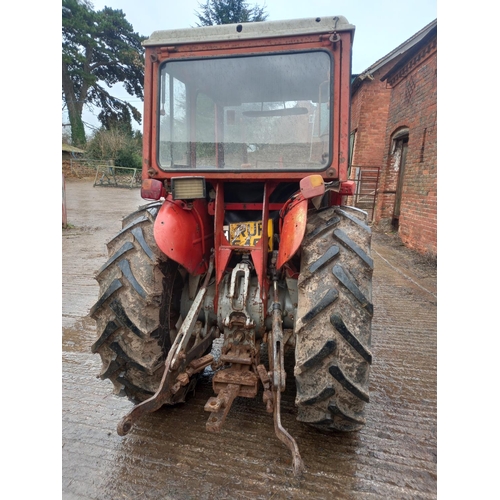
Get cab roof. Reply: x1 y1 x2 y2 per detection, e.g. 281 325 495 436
143 16 355 47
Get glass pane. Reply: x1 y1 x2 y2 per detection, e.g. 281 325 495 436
196 93 216 167
159 75 189 167
158 51 332 171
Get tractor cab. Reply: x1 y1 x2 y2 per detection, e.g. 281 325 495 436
141 16 354 183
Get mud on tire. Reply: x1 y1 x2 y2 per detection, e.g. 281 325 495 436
294 206 373 431
90 202 192 404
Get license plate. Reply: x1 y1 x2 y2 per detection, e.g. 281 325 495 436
227 220 273 251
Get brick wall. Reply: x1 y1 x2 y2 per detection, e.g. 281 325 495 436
348 59 401 215
377 37 437 257
350 32 437 258
350 58 401 168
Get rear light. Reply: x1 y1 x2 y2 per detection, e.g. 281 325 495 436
141 179 166 200
300 175 325 199
339 181 355 196
171 177 206 200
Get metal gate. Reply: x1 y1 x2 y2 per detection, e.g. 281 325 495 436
93 163 141 189
68 158 141 189
349 166 380 222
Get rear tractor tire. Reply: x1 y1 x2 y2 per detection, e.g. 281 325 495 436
294 206 373 431
90 202 196 404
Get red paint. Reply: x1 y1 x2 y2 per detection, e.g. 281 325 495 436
154 196 214 275
339 180 355 195
276 197 308 270
141 32 353 185
142 25 357 290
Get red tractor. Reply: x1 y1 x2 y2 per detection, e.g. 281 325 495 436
91 15 373 474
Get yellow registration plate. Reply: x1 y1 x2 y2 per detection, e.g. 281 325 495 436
228 220 273 251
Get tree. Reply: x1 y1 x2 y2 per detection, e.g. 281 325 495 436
194 0 268 26
62 0 145 147
86 127 143 168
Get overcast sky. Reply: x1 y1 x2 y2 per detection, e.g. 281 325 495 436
69 0 437 134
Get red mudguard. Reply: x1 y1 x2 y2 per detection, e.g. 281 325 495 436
154 196 214 275
276 197 308 270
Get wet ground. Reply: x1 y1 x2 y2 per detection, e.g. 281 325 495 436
62 179 437 499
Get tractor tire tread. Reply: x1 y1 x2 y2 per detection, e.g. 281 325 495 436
91 202 193 403
295 205 373 432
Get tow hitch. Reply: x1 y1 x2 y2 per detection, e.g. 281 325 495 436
117 255 304 476
204 266 304 475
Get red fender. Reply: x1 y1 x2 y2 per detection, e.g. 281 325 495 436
154 196 214 275
276 197 308 270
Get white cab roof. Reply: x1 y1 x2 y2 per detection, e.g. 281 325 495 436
143 16 355 47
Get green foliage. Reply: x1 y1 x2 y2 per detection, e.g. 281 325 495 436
194 0 268 26
86 127 142 169
62 0 146 146
115 137 142 169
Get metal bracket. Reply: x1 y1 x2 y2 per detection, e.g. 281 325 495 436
205 384 241 432
257 364 274 413
330 32 340 43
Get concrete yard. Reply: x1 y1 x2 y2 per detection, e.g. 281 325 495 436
62 179 437 499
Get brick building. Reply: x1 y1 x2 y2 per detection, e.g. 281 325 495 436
350 20 437 258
